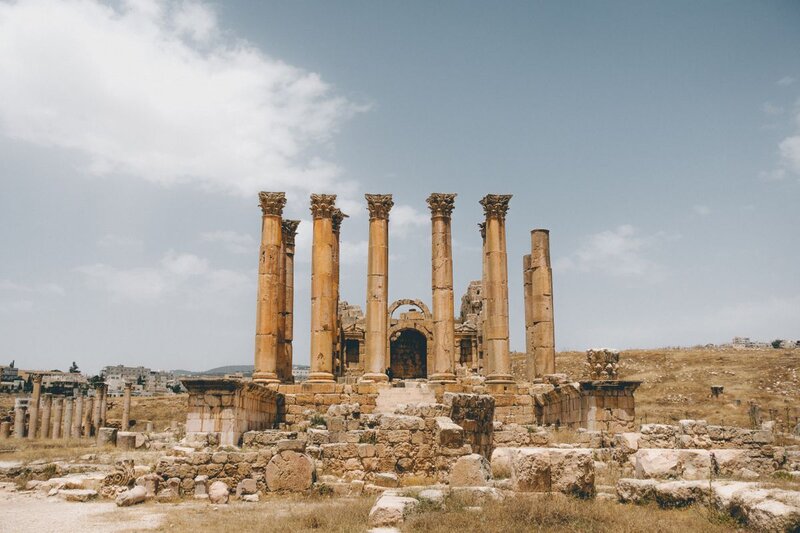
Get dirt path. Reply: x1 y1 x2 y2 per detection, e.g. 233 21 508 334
0 483 166 532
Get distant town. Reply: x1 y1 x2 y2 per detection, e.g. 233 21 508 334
0 362 312 395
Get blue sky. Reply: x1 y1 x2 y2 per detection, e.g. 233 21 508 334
0 0 798 373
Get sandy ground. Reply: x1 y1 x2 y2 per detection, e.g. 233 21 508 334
0 482 167 532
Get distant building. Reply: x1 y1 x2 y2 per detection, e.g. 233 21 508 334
102 365 182 395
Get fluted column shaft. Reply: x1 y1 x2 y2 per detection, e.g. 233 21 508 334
253 192 286 384
122 382 132 430
428 193 457 382
481 194 514 384
62 398 73 439
40 394 52 439
14 406 25 438
72 394 83 438
99 384 108 427
92 386 102 435
27 375 41 439
51 397 63 439
331 209 346 376
83 397 94 437
524 229 556 378
362 194 393 382
308 194 337 383
279 220 299 383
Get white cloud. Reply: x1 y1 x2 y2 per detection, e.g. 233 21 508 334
779 136 800 175
0 0 365 198
76 250 250 302
0 280 65 296
554 225 670 280
762 102 784 116
199 230 255 254
340 240 368 266
692 204 711 216
758 168 787 182
777 76 796 87
390 204 428 238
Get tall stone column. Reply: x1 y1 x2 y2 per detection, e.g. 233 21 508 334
479 222 487 374
72 393 83 438
83 397 94 437
362 194 393 382
13 405 25 438
62 398 73 439
51 398 63 439
331 209 347 376
99 384 108 427
480 194 514 384
524 229 556 379
308 194 337 383
121 382 132 430
92 385 102 435
279 220 300 383
27 374 41 439
427 193 457 382
253 191 286 384
40 394 52 439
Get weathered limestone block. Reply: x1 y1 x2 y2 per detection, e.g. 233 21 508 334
97 427 118 447
116 432 136 450
490 447 515 479
379 415 425 431
509 448 595 497
208 481 229 504
236 478 258 497
57 489 98 502
449 454 491 487
639 424 679 448
265 451 314 492
633 449 680 479
135 474 160 498
115 486 147 507
368 493 419 527
434 417 464 448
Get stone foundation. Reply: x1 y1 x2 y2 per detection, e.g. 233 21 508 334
537 380 640 433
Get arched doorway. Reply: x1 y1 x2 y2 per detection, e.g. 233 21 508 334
390 328 427 379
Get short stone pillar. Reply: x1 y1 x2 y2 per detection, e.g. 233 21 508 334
585 348 619 380
97 427 117 447
121 382 132 430
480 194 514 384
308 194 337 383
92 385 103 436
13 403 25 438
51 397 63 439
145 421 154 433
253 191 286 384
0 422 10 439
99 383 108 427
427 193 457 382
362 194 393 382
62 398 73 439
524 229 556 379
40 394 52 439
27 374 41 439
72 394 83 438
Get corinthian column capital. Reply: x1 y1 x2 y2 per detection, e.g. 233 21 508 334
258 192 286 216
480 194 512 220
365 194 393 220
331 208 348 234
310 194 337 218
282 219 300 247
426 193 456 218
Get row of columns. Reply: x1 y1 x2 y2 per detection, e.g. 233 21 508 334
6 379 137 439
251 190 551 385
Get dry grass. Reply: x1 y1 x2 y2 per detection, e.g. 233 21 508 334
553 347 800 427
0 438 109 462
404 493 745 533
105 394 188 431
153 494 374 533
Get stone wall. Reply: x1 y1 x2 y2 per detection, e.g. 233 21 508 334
535 381 640 433
638 420 775 449
182 378 282 446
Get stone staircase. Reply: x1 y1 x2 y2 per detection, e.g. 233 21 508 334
374 382 437 414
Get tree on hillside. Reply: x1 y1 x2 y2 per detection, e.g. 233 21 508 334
771 339 784 349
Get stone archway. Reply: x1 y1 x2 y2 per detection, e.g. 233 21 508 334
389 328 427 379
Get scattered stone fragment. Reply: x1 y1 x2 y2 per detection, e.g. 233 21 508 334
116 486 147 507
208 481 229 504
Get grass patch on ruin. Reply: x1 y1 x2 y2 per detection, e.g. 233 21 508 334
153 495 374 533
404 494 744 533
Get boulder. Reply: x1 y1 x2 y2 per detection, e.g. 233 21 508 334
265 451 314 492
115 486 147 507
490 447 515 479
208 481 229 504
96 427 118 447
633 449 680 479
236 478 258 497
368 494 419 527
449 454 491 487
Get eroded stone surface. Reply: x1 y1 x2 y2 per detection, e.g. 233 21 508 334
265 451 314 492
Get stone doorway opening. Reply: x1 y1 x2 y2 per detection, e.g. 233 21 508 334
390 328 427 379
